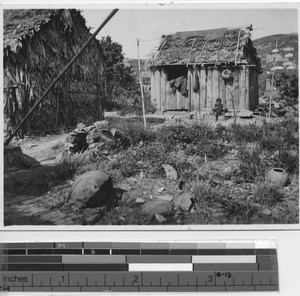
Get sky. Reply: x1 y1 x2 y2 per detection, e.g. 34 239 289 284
81 7 298 59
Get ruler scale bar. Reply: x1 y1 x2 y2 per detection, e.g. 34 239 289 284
0 241 279 292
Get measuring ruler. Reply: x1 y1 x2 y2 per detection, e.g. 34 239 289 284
0 241 278 292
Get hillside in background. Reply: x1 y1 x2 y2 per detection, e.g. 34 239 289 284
253 33 298 73
253 33 298 95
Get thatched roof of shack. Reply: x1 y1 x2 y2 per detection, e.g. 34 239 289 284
151 25 260 68
3 9 106 132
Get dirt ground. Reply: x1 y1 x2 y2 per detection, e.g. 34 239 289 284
4 113 299 226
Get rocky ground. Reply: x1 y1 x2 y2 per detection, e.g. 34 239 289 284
4 112 299 226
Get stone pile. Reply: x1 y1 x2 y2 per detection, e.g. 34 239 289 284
65 120 117 154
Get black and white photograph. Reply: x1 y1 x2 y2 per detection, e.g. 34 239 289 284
2 4 299 226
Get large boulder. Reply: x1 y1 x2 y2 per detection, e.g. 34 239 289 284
4 145 40 172
94 120 109 129
86 129 116 146
67 170 116 208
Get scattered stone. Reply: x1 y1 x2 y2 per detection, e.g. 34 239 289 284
76 122 86 131
141 200 173 216
84 214 101 225
224 180 234 187
135 197 145 204
121 192 135 204
86 129 104 144
126 177 138 185
262 209 272 216
102 150 110 156
157 194 173 202
119 216 126 222
94 120 109 129
55 152 65 163
89 142 105 149
68 170 116 209
85 125 95 133
162 164 178 180
154 213 167 223
173 190 195 211
155 186 165 193
117 183 132 191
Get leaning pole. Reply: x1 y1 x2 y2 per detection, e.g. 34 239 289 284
4 9 119 146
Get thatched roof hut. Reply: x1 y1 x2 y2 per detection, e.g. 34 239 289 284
3 9 106 134
151 26 260 67
150 25 261 113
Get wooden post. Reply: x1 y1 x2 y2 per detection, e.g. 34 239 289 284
160 68 167 111
199 67 207 110
155 70 161 111
150 70 155 108
219 69 226 107
239 66 246 111
188 72 192 111
206 68 213 109
253 69 259 109
233 70 239 111
245 66 250 110
226 82 233 110
137 38 147 128
193 68 200 112
212 68 219 101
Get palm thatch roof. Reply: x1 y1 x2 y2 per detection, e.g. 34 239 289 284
151 25 260 68
3 9 105 132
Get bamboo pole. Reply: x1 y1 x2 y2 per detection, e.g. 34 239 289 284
4 9 119 146
137 38 147 128
269 39 278 119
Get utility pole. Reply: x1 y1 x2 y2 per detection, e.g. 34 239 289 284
137 38 147 128
269 39 278 119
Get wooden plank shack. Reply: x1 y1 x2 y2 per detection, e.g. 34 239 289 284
150 26 260 113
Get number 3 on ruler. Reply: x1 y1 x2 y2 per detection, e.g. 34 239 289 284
208 275 213 282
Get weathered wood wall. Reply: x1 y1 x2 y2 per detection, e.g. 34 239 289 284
151 65 259 112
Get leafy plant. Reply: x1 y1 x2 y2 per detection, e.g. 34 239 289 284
275 72 298 104
231 123 262 143
253 183 285 206
238 146 266 182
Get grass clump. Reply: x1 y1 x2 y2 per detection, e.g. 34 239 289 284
231 123 262 143
238 145 266 183
156 122 214 149
253 183 285 206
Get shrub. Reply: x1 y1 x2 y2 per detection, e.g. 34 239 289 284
185 140 229 160
107 118 156 147
231 123 262 143
253 183 285 206
272 149 299 174
259 119 297 151
238 146 266 182
156 123 214 148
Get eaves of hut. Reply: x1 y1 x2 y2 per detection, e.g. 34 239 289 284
3 9 106 133
150 25 261 113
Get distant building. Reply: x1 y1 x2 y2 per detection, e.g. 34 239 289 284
149 25 261 112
